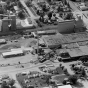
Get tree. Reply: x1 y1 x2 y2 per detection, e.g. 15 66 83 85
8 79 15 87
18 11 25 19
1 81 10 88
63 80 67 85
64 13 73 20
43 75 51 85
48 11 53 20
0 8 4 14
17 1 23 8
79 56 88 62
26 0 32 7
71 64 75 68
69 75 77 84
63 68 68 73
6 0 10 5
81 69 86 77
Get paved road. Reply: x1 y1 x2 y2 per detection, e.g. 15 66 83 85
67 0 80 11
0 60 52 75
82 80 88 88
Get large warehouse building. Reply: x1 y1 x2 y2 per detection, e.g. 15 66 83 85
42 31 88 61
42 32 88 48
2 50 24 58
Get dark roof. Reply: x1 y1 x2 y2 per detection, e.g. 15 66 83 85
56 45 88 58
56 48 84 58
77 40 88 46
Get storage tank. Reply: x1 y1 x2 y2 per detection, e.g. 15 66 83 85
2 19 9 32
10 15 16 30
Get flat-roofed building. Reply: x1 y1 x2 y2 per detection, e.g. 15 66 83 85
2 50 24 58
58 85 72 88
80 46 88 55
11 47 34 53
43 32 88 49
0 39 6 44
56 48 85 61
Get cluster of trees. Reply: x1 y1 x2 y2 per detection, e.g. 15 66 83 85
64 13 73 20
2 0 18 12
48 66 68 75
25 0 32 7
71 64 86 77
79 56 88 62
63 75 78 85
1 79 15 88
68 75 78 84
18 11 25 19
17 1 23 9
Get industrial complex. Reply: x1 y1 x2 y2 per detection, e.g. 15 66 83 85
0 0 88 88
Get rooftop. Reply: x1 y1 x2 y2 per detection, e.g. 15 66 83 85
43 32 88 48
58 85 72 88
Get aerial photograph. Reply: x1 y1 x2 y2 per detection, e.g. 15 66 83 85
0 0 88 88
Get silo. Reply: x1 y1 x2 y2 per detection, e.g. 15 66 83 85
10 15 16 30
0 20 2 32
2 19 9 32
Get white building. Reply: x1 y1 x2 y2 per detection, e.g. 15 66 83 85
2 50 24 58
0 39 6 44
58 85 72 88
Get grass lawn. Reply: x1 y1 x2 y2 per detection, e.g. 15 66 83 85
52 74 69 84
0 44 21 50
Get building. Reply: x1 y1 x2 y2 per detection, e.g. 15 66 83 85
10 15 16 31
56 45 88 61
2 19 9 32
2 50 24 58
11 47 34 53
58 85 72 88
0 39 6 44
43 32 88 48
